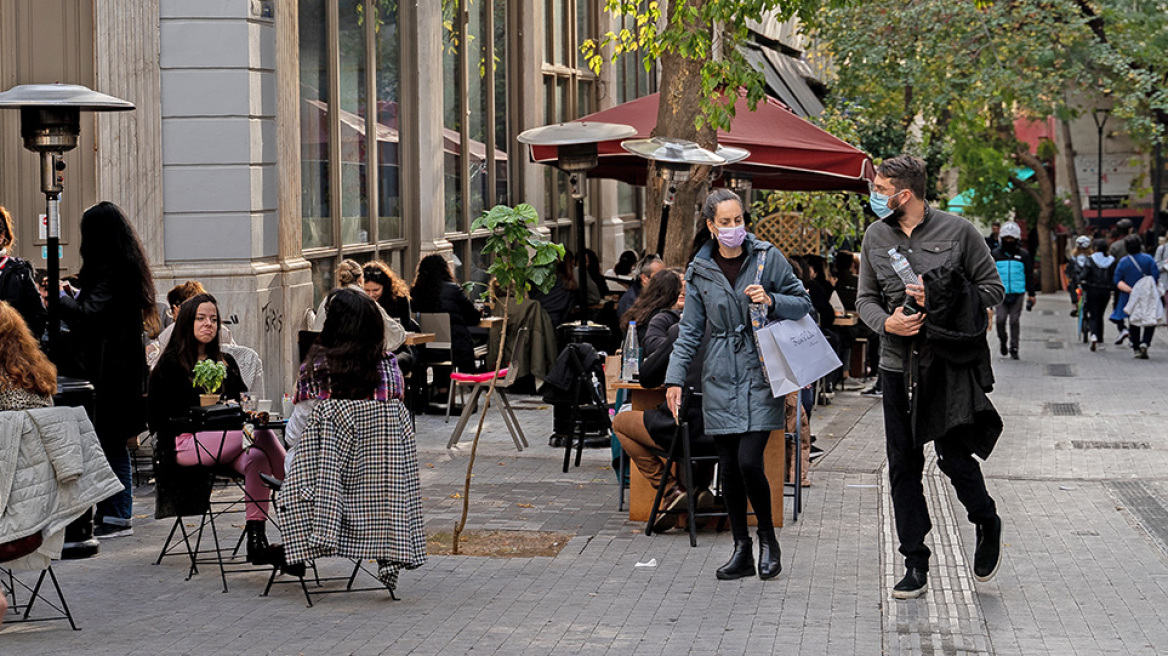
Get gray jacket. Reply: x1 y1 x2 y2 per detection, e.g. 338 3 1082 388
665 235 812 435
857 207 1005 372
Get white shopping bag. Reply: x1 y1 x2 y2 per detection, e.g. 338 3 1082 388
755 314 843 398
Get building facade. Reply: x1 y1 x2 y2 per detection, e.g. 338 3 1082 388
0 0 659 395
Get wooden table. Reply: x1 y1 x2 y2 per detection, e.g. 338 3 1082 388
478 317 503 329
611 382 785 527
834 313 858 326
404 332 435 346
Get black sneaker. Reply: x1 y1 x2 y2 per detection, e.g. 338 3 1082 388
973 515 1002 582
93 523 134 539
1009 348 1019 360
892 568 928 599
809 445 826 461
999 341 1008 356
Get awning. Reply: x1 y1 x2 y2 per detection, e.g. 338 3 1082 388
948 168 1035 214
528 92 873 193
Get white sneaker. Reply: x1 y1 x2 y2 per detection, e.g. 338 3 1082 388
1115 329 1130 345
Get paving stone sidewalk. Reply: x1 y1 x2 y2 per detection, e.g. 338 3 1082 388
3 294 1168 654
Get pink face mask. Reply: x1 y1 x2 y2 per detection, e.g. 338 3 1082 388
716 225 747 249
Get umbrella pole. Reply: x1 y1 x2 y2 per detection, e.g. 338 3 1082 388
571 173 589 316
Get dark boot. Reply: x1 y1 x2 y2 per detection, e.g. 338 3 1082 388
757 529 782 580
716 538 756 580
246 520 275 565
998 337 1008 356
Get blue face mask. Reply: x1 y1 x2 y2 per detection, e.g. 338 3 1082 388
869 189 903 219
869 191 893 219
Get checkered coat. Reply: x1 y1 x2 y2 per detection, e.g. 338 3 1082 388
278 399 426 577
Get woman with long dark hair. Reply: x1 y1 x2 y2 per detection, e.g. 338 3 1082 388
620 267 683 345
664 188 812 581
58 201 157 538
285 288 405 465
149 293 286 563
363 260 414 328
411 253 481 371
0 205 47 338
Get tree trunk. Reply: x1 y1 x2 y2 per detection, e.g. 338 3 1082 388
1060 118 1086 232
1016 150 1059 292
645 0 716 267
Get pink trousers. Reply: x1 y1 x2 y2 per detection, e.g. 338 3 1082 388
175 429 286 520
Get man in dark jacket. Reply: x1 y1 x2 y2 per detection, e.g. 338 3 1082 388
856 155 1006 600
617 254 664 319
990 221 1037 360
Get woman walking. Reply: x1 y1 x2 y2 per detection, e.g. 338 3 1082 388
1111 233 1159 359
664 189 812 580
1080 238 1115 352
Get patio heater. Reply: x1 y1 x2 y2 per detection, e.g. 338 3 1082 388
518 122 636 313
0 83 135 351
621 137 727 260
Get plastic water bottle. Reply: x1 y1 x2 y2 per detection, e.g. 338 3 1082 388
621 321 641 382
887 248 923 315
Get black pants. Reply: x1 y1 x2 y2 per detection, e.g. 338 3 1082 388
1083 290 1110 342
1130 325 1155 349
715 431 773 539
881 370 997 571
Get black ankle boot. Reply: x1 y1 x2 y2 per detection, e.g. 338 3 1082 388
716 538 756 580
246 520 274 565
757 529 782 580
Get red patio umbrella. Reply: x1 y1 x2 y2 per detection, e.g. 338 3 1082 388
529 92 874 192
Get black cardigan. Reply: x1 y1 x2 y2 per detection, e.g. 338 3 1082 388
0 256 46 338
416 281 481 371
58 276 149 442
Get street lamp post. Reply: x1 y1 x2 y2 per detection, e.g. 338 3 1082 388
0 83 134 353
1092 109 1110 226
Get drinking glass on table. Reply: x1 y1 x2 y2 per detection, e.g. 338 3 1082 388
240 393 257 414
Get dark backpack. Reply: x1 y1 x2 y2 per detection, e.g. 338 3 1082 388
1081 260 1113 291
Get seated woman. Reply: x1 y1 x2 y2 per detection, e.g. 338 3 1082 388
313 259 406 352
410 254 481 372
280 289 419 585
364 260 418 374
148 293 286 565
149 280 234 369
612 268 713 530
530 255 579 327
285 287 406 467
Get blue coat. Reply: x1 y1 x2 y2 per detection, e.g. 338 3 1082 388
664 235 812 435
1111 252 1159 321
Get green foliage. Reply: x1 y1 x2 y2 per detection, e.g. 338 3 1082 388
581 0 822 132
470 203 566 303
1086 1 1168 146
192 360 227 395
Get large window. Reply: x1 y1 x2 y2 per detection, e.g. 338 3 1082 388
299 0 405 304
542 0 598 248
442 0 509 294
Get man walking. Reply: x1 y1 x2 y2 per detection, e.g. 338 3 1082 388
990 221 1036 360
857 155 1005 599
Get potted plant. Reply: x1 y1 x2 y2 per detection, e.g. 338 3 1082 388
192 359 227 406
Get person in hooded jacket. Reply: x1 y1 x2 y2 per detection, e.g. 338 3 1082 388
990 221 1036 360
1080 238 1115 351
664 188 812 582
1065 235 1091 316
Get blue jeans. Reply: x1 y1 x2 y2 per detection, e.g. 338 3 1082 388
96 440 133 527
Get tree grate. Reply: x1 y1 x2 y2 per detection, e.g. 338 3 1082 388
1045 364 1075 377
1041 310 1056 316
1042 327 1059 333
1072 440 1150 450
1045 341 1065 349
1046 402 1081 416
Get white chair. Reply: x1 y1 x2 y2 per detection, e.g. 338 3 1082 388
446 328 530 452
222 343 265 396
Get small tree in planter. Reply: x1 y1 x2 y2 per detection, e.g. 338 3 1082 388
452 203 564 554
192 359 227 405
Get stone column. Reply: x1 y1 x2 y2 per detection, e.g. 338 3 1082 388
399 0 451 260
